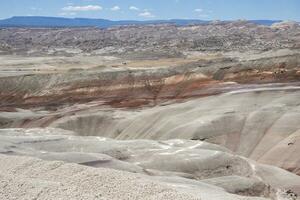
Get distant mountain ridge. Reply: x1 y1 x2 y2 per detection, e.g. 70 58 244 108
0 16 283 28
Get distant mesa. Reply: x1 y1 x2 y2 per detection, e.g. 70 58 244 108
0 16 284 28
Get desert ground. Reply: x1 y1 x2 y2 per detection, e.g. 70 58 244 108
0 21 300 199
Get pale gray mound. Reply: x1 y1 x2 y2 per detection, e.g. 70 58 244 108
36 84 300 176
1 84 300 200
0 128 299 200
55 85 298 175
0 154 276 200
0 154 200 200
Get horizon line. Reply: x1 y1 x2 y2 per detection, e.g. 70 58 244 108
0 16 293 22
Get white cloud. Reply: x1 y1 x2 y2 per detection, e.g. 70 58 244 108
194 8 203 12
139 11 155 18
59 12 77 16
62 5 102 12
129 6 139 11
111 6 120 11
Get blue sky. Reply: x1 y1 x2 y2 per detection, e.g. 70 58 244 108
0 0 299 21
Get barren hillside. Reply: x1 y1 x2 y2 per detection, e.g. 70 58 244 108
0 21 299 200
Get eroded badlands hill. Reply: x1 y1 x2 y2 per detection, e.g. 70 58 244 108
0 21 300 200
0 128 300 200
